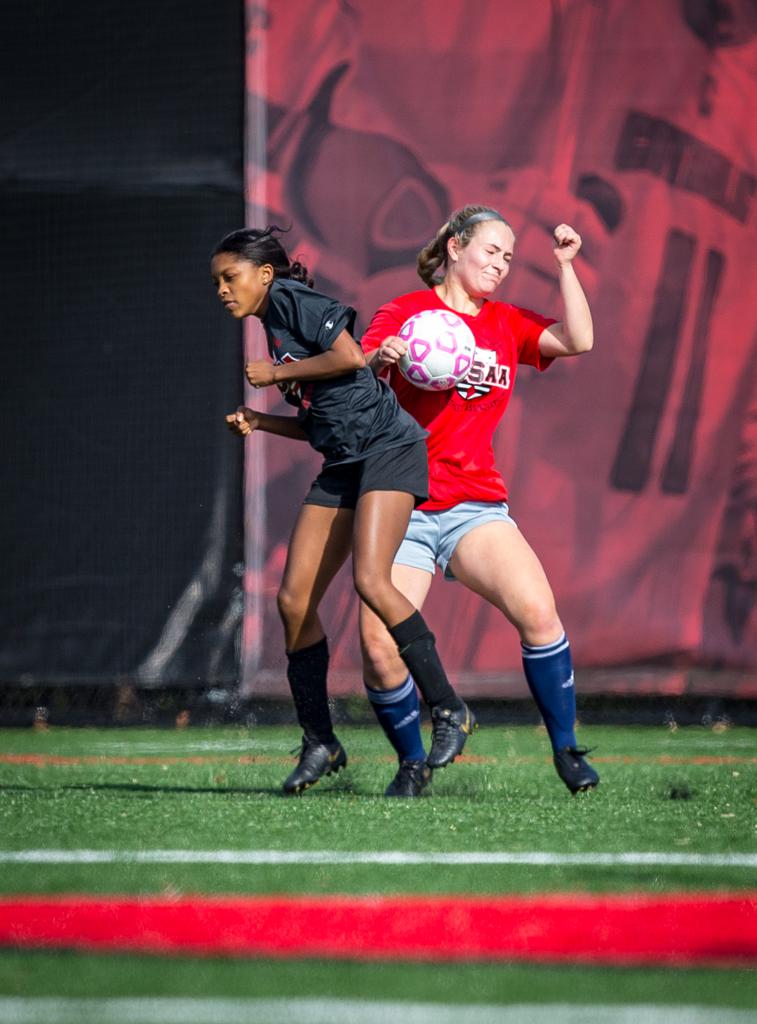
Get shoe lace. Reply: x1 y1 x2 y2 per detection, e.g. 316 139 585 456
398 759 424 780
431 708 456 739
290 738 321 759
290 738 341 765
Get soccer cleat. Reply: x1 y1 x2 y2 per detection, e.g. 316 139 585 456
282 737 347 795
384 759 432 798
427 702 477 769
553 746 599 794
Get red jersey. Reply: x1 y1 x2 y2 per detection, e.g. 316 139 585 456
361 289 555 510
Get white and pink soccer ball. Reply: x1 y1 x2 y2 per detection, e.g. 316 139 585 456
397 309 475 391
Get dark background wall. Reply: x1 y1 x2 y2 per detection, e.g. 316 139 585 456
0 2 245 688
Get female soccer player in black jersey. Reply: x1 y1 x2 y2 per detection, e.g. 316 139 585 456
214 226 475 794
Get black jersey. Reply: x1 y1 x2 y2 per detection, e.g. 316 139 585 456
261 278 426 466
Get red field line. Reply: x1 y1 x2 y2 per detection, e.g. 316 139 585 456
1 892 755 965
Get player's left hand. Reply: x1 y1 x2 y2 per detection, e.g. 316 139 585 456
553 223 582 264
225 406 258 436
245 360 276 388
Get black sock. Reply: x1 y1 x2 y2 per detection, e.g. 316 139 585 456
388 610 462 711
286 637 335 745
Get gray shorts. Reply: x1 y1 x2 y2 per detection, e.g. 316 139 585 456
394 501 517 580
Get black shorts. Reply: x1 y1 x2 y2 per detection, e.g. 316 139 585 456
303 440 429 510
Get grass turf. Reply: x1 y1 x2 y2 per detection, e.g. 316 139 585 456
1 951 756 1010
0 722 754 1012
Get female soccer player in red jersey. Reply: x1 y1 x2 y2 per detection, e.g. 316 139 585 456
216 226 474 795
359 205 599 797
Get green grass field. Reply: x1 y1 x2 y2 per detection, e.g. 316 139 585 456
0 721 755 1022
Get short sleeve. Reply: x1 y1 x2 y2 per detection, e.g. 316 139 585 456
272 283 356 352
360 301 406 354
310 295 356 351
509 305 557 371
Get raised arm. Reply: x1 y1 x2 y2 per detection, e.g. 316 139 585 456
245 331 365 389
537 224 594 359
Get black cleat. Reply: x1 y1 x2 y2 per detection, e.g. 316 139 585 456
553 746 599 794
384 759 432 798
282 737 347 795
427 702 477 769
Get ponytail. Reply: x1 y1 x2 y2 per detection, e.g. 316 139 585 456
212 225 314 287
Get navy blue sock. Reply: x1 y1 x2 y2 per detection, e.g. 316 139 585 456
521 632 577 752
365 674 426 764
286 637 335 745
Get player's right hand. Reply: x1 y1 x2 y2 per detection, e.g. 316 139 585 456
225 406 258 437
376 335 407 368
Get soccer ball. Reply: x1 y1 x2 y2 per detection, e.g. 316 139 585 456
397 309 476 391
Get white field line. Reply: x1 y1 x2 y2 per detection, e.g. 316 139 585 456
0 849 755 868
0 1000 754 1024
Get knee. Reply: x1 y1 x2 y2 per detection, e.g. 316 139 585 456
277 584 308 629
352 564 390 611
517 593 563 646
360 619 404 687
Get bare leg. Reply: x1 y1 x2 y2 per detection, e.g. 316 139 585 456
448 519 562 644
351 489 417 626
450 520 598 790
278 503 354 650
360 563 433 690
278 504 353 774
353 489 473 769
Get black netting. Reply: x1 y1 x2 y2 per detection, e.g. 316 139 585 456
0 2 245 706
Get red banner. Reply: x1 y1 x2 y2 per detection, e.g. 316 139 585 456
241 0 757 692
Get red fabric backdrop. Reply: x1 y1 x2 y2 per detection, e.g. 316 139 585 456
240 0 756 694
